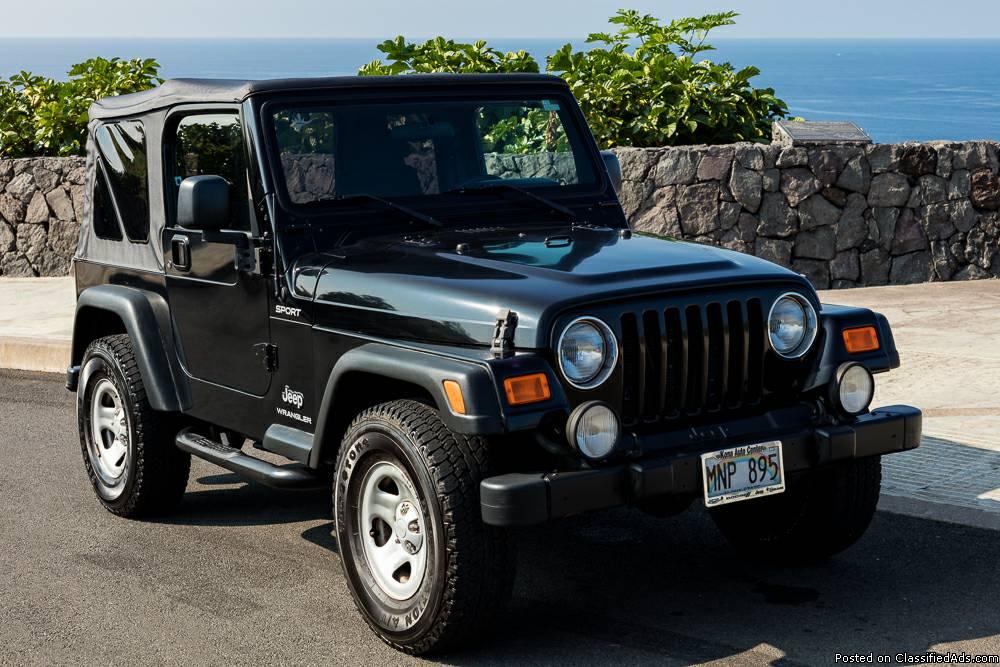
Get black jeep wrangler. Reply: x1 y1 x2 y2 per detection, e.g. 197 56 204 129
68 74 921 654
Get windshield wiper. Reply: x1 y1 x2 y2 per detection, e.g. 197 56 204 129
312 193 444 229
444 182 578 222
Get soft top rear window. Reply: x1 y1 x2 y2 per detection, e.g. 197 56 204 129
94 120 149 242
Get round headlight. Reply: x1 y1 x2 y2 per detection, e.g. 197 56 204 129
566 401 621 460
557 317 618 389
834 363 875 415
768 293 818 359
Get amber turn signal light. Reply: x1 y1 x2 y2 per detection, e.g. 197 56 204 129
442 380 466 415
842 326 880 354
503 373 551 406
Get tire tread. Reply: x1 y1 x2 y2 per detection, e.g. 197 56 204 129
80 334 189 518
335 399 514 655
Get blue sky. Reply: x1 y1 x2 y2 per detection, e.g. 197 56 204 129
4 0 999 38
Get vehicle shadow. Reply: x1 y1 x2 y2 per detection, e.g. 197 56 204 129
446 507 1000 665
157 476 331 527
150 463 1000 665
301 521 339 554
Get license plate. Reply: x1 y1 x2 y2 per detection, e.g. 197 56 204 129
701 441 785 507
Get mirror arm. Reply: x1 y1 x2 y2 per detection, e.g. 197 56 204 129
599 149 622 197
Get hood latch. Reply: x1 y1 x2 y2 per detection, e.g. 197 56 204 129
491 310 518 359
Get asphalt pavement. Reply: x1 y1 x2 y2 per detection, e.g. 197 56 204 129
2 369 999 666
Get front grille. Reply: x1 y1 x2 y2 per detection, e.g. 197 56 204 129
620 298 766 426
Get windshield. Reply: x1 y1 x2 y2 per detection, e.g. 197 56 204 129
268 96 599 206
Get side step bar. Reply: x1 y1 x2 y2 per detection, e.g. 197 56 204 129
175 428 325 490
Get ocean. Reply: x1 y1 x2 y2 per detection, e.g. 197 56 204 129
2 38 999 144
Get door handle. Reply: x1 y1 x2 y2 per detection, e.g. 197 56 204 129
171 235 191 272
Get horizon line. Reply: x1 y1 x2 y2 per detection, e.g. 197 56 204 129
3 35 1000 41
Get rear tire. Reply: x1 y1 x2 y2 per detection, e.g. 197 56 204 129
334 400 515 655
710 456 882 564
77 335 190 518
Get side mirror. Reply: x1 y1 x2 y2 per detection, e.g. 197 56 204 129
177 175 229 230
600 150 622 196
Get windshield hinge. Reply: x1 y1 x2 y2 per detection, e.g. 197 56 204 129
491 310 518 359
254 343 279 372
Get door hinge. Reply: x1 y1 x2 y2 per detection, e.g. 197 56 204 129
234 245 261 273
254 343 279 372
491 309 518 359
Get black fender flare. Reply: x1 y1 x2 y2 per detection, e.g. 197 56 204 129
804 304 901 391
309 343 504 469
71 285 191 412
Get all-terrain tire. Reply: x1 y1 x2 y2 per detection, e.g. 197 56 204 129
77 334 190 518
333 400 515 655
710 456 882 564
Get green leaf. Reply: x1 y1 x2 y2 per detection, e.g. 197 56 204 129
0 56 162 157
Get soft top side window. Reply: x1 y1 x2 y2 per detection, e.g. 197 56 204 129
170 113 250 231
94 120 150 242
91 163 123 242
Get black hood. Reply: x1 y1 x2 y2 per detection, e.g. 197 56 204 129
292 225 816 349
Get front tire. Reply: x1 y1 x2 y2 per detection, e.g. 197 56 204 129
77 335 190 518
711 456 882 564
334 400 514 655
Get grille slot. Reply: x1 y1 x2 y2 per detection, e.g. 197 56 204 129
620 298 766 426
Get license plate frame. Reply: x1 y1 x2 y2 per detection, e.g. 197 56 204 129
700 441 786 507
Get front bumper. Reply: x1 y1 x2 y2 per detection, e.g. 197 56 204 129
480 404 922 526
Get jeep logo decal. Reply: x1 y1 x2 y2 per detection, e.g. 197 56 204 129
281 385 304 409
275 304 302 318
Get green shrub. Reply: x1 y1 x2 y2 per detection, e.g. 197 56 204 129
552 10 787 147
359 9 788 148
0 57 161 158
1 11 788 157
359 37 539 75
0 76 36 158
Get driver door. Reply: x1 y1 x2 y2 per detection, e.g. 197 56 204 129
162 108 271 396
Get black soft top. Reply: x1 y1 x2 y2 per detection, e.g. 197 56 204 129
88 73 568 120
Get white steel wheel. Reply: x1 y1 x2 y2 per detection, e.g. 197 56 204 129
358 461 427 600
334 400 515 655
86 377 131 497
77 335 191 518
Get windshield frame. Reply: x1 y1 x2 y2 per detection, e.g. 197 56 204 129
255 85 611 220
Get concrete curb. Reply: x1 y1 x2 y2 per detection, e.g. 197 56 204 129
0 336 70 374
879 493 1000 532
